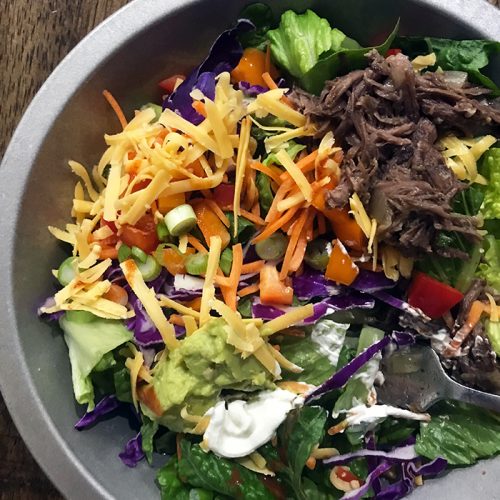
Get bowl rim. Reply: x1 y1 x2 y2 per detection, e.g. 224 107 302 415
0 0 499 497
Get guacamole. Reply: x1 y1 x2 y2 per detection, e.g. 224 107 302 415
144 318 275 431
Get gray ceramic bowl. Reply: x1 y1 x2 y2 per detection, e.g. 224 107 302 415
1 0 499 498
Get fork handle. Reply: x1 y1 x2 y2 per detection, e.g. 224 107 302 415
445 378 500 413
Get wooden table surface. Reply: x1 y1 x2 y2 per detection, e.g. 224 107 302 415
0 0 498 498
0 3 129 497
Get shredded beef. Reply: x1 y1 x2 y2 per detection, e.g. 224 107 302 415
456 278 486 326
290 50 500 258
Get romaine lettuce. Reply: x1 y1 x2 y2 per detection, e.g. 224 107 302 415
415 401 500 464
481 148 500 219
267 10 346 79
486 320 500 356
59 315 132 410
477 236 500 292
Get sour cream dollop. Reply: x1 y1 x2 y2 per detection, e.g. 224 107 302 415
204 389 304 458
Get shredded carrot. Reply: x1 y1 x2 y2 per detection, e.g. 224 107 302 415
238 283 260 297
150 200 158 216
264 46 272 76
305 456 317 470
214 270 231 287
102 89 127 129
251 202 261 217
241 260 265 274
186 297 202 311
169 314 185 327
250 162 283 185
262 71 293 106
239 209 266 226
224 244 243 310
289 210 314 272
252 206 300 243
445 301 486 356
187 235 208 254
206 199 230 228
265 181 293 223
280 208 309 279
279 150 319 182
262 71 279 90
192 100 207 117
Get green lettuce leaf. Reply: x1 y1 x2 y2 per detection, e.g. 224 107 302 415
141 417 159 464
486 320 500 356
263 140 306 166
255 172 273 215
59 316 132 410
177 440 275 499
295 21 399 94
279 406 328 499
415 401 500 465
239 3 275 51
279 338 336 386
333 326 384 413
477 236 500 292
481 149 500 219
225 213 256 245
157 456 214 500
397 37 500 93
268 10 347 80
279 320 348 386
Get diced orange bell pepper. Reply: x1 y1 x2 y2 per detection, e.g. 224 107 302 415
231 48 278 87
325 240 359 286
158 247 194 275
260 264 294 306
312 188 366 252
157 192 186 215
192 200 230 250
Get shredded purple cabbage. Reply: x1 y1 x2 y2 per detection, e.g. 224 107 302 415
292 268 337 300
37 297 64 321
238 81 268 96
252 293 374 324
341 462 392 500
164 19 253 123
324 444 418 466
371 290 424 318
375 457 448 499
74 395 120 430
119 432 145 468
390 330 416 347
351 269 397 293
305 336 390 403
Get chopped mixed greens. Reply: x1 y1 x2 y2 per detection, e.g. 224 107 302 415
39 5 500 499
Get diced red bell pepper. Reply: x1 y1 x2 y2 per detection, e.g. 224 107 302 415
158 74 185 94
407 272 463 319
386 48 402 57
213 183 235 208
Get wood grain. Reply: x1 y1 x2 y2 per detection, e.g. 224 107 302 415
0 2 129 497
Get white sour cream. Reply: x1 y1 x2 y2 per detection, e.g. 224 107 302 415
345 404 430 432
204 389 304 458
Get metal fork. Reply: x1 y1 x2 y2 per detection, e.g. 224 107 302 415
377 344 500 412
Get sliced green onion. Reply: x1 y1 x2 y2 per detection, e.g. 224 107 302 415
65 310 97 323
304 238 332 271
131 245 148 263
156 219 171 242
164 203 197 237
118 244 132 263
57 257 78 286
136 255 162 282
185 253 209 276
220 248 233 276
141 103 163 122
255 232 287 261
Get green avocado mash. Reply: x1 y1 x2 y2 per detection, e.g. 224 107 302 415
144 318 275 431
